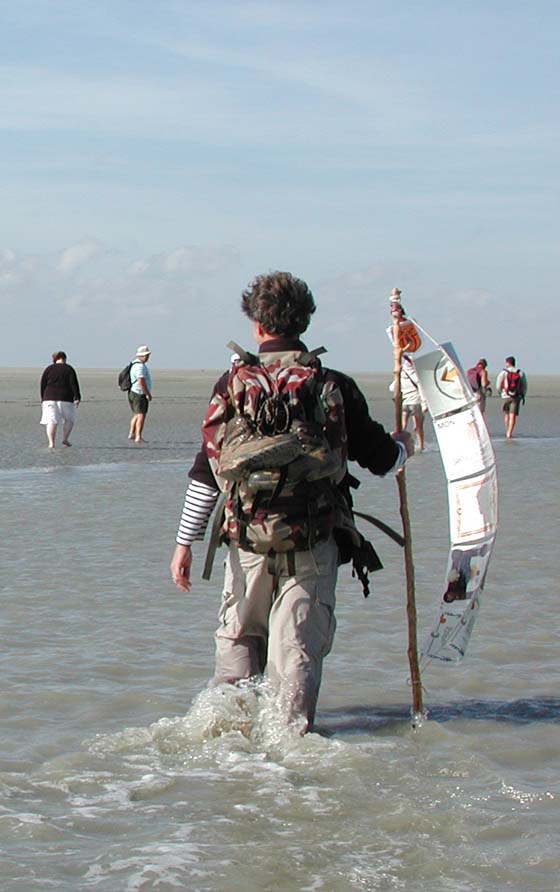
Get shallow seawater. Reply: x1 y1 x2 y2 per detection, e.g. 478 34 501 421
1 370 559 891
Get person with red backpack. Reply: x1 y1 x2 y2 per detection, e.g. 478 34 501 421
466 358 491 414
496 355 528 438
170 271 413 733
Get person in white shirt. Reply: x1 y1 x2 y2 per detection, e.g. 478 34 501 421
128 346 152 443
496 355 527 439
390 355 428 450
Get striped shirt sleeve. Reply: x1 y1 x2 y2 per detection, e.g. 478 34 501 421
390 440 407 473
176 479 219 546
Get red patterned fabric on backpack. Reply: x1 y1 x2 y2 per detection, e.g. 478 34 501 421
202 346 348 554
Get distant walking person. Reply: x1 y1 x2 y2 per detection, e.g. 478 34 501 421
128 346 152 443
496 356 527 439
40 351 81 448
467 358 492 414
389 354 427 450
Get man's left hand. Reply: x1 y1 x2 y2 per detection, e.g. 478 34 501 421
393 430 415 457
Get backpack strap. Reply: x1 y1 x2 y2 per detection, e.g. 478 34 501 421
402 369 419 390
226 341 259 365
202 492 227 581
226 341 326 367
297 346 327 366
353 510 405 547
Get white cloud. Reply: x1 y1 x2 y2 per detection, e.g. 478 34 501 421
160 245 240 275
0 248 17 264
449 288 493 310
127 260 150 276
57 239 103 275
61 293 86 314
1 239 557 372
1 239 246 367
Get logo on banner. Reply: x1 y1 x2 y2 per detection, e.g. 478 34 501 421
434 356 463 401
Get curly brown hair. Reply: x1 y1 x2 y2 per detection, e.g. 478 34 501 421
241 271 316 337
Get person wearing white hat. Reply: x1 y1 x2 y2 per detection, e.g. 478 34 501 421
128 346 152 443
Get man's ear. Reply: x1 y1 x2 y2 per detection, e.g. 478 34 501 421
253 320 268 343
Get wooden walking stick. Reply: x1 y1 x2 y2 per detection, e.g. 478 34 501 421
389 288 424 721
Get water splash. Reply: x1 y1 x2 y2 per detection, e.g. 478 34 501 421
410 709 429 731
150 678 309 757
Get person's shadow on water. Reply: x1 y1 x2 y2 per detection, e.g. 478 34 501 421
316 697 560 735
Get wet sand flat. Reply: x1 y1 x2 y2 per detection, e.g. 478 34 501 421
2 368 559 471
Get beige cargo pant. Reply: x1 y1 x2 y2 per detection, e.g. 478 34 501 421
214 537 338 730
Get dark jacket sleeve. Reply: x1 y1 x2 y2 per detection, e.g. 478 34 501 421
188 447 218 488
187 371 229 490
40 367 49 400
69 366 81 402
333 370 400 475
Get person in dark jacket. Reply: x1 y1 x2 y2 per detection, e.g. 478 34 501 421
40 351 81 448
170 271 413 732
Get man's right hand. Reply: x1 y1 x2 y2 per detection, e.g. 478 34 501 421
171 544 193 592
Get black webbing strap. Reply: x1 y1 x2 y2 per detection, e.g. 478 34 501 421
297 345 327 365
202 492 227 581
287 550 296 576
352 510 405 547
265 549 296 577
226 341 326 369
266 550 277 577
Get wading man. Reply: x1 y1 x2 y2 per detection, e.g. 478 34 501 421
170 272 412 732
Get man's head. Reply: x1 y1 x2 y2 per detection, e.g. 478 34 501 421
52 350 67 363
505 355 516 367
241 272 316 338
136 345 151 360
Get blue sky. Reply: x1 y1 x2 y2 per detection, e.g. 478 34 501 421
1 0 558 372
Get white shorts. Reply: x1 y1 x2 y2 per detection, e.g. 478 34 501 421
40 401 76 426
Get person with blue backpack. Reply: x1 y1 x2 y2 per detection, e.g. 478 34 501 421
127 345 153 443
496 355 527 439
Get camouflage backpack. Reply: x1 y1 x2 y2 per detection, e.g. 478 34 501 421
202 343 348 560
